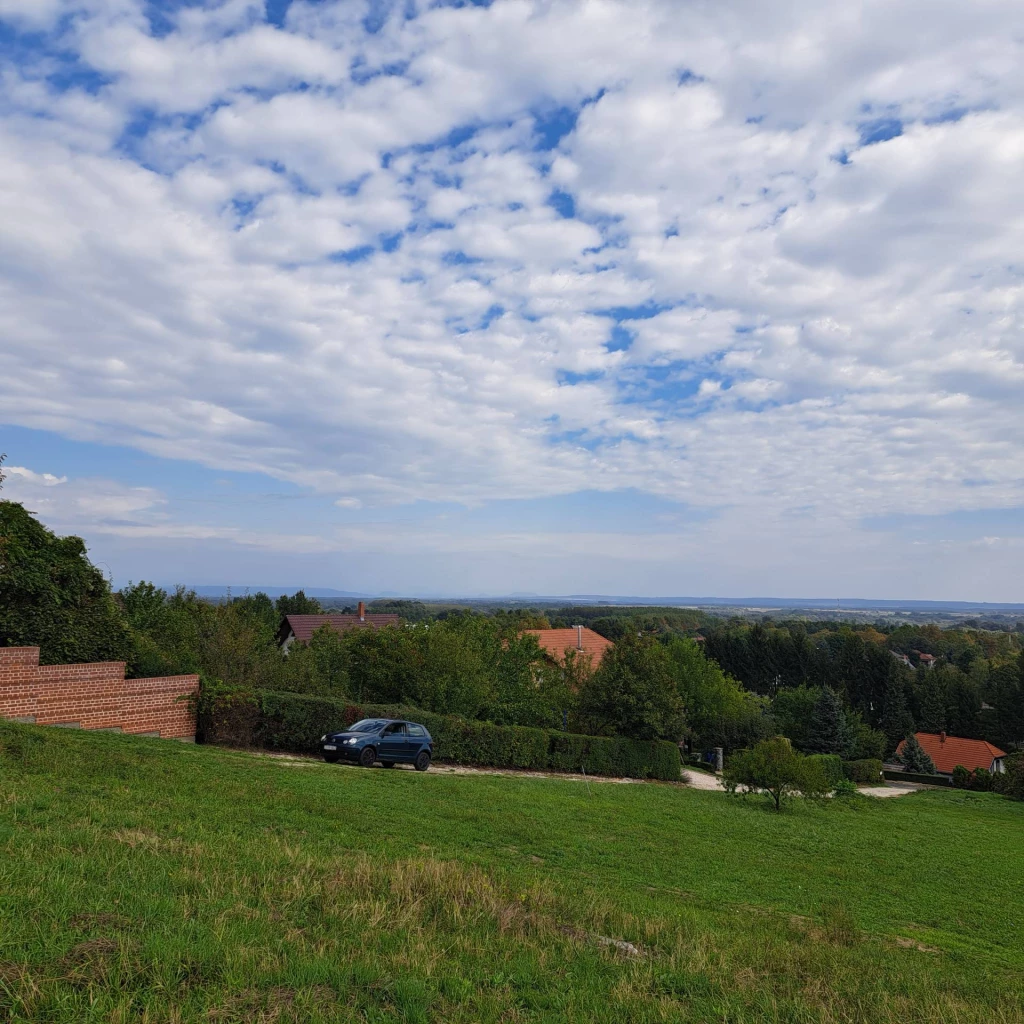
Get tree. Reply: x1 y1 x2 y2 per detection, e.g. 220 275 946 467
724 736 832 811
665 637 771 751
805 687 854 756
576 633 685 741
275 590 323 618
917 673 947 733
880 676 914 752
0 501 133 664
897 734 936 774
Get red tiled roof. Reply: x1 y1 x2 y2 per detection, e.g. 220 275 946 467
523 627 614 668
281 613 400 643
897 732 1007 774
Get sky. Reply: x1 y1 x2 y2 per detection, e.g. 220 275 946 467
1 0 1022 600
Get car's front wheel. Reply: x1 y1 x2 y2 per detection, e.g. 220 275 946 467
414 750 431 772
359 746 377 768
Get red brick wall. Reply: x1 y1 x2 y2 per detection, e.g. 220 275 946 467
0 647 198 739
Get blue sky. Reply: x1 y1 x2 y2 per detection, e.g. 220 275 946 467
1 0 1022 600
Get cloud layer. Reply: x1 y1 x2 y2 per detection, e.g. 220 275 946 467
1 0 1023 593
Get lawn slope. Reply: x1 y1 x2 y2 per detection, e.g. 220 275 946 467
1 721 1022 1023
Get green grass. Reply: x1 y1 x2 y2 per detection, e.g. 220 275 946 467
1 722 1023 1023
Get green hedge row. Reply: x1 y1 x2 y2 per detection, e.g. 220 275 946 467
841 758 884 784
882 768 951 787
805 754 844 789
201 687 682 782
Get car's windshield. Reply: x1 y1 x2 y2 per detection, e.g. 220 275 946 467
348 719 386 733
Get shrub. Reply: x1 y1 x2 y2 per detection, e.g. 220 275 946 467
724 736 831 811
994 753 1023 800
969 766 993 792
951 765 971 789
841 759 884 784
200 687 681 781
805 753 844 791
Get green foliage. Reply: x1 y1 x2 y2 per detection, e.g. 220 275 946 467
951 764 971 789
806 688 854 756
996 752 1024 800
275 590 323 617
842 759 884 784
968 767 993 792
881 678 915 752
665 638 771 751
200 687 682 781
805 753 844 790
0 501 133 664
576 633 685 741
724 736 832 810
897 734 937 774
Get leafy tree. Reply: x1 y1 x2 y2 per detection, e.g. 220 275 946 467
771 686 820 749
576 633 685 741
666 637 771 751
0 501 133 664
897 734 936 774
805 687 854 756
275 590 323 618
724 736 832 811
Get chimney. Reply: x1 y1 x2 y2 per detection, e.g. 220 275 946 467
575 625 584 651
940 731 946 744
358 601 365 622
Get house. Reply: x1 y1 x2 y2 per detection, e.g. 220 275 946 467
522 626 614 672
916 652 937 669
896 731 1008 776
277 602 400 652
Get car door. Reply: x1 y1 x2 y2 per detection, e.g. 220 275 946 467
406 723 426 759
379 722 407 761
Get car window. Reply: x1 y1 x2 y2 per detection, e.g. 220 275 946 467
383 723 406 736
349 719 385 733
407 724 425 737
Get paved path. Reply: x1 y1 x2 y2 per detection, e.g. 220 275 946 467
251 751 922 796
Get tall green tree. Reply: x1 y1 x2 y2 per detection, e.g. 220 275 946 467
880 676 914 752
897 734 936 774
576 633 685 741
805 687 854 756
0 501 133 664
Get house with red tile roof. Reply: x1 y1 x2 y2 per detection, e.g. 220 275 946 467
896 731 1007 776
522 626 613 672
277 602 399 651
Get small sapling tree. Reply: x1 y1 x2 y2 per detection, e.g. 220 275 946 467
897 734 936 774
724 736 831 811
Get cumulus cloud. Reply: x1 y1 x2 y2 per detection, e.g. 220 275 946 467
1 0 1023 591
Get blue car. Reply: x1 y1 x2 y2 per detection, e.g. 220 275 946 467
321 719 433 771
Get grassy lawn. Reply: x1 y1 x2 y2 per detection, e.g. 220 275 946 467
1 722 1022 1023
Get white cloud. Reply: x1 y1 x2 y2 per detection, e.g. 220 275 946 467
0 0 1023 594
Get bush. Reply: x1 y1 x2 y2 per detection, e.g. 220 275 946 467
805 753 844 790
951 765 971 789
841 759 884 784
969 767 993 792
200 687 682 781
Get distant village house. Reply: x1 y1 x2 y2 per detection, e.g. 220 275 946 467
277 602 399 652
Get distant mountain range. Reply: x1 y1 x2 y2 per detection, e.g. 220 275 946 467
180 587 1024 612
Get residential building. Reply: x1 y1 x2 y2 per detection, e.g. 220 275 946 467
522 626 614 671
896 731 1007 776
277 601 399 651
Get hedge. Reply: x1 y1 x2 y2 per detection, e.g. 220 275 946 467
200 687 682 782
882 768 951 787
842 758 884 784
805 754 844 790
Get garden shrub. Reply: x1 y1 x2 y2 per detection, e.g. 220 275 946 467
841 759 884 784
968 766 993 792
951 764 971 789
805 753 844 790
201 687 681 781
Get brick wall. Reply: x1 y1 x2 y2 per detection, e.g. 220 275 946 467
0 647 198 739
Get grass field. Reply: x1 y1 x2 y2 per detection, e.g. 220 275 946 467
1 722 1023 1023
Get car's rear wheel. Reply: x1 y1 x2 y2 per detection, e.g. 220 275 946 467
359 746 377 768
414 751 431 772
324 754 339 764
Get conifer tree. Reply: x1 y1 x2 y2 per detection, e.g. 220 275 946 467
806 687 854 756
898 734 936 774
